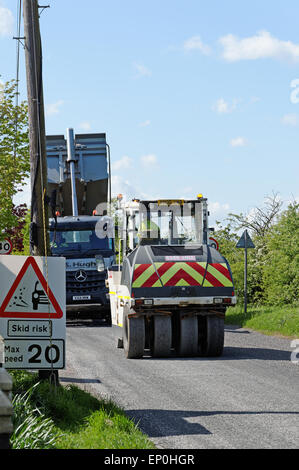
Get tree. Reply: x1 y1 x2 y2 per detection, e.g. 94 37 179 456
214 221 244 298
227 192 283 238
22 208 31 255
263 202 299 305
0 80 29 237
225 192 284 304
215 196 299 307
5 204 29 254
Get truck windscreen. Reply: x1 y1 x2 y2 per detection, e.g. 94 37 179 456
50 230 113 254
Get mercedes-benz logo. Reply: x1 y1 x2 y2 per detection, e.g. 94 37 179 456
75 270 87 282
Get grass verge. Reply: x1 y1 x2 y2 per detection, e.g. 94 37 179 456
10 370 155 449
225 303 299 338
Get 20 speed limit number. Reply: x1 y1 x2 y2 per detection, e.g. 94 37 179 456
4 339 65 369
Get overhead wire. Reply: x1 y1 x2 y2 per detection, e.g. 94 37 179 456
14 0 22 163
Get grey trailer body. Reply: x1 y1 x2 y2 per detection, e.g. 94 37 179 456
47 132 109 215
47 131 114 320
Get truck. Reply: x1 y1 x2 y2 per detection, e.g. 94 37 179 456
108 195 236 357
47 129 115 322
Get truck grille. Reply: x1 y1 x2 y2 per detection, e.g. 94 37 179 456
66 271 106 294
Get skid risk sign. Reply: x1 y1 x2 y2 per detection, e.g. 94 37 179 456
0 256 62 319
0 256 66 369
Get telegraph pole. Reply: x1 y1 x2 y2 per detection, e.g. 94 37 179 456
23 1 56 383
23 0 49 256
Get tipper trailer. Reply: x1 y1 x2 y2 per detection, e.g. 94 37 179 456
108 195 236 358
47 129 115 321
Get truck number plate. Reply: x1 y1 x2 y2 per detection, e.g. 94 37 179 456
72 295 91 301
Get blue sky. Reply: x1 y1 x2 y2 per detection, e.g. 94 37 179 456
1 0 299 225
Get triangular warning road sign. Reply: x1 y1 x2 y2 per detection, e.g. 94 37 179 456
236 230 255 249
0 256 63 319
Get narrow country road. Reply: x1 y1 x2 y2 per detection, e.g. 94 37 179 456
60 320 299 449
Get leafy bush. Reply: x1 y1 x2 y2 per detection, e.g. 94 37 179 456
0 80 29 235
215 199 299 307
262 202 299 305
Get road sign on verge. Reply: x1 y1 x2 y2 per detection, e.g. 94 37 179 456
235 230 255 314
209 237 219 251
0 256 66 369
236 230 255 249
0 239 12 255
0 256 63 319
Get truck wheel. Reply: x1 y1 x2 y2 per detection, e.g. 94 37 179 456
150 315 172 357
105 313 112 327
123 309 145 359
175 313 198 357
198 315 224 357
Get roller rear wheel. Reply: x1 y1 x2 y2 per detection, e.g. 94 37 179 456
123 309 145 359
175 313 198 357
198 315 224 357
150 315 172 357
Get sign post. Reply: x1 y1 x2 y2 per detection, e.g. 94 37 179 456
0 256 65 372
236 230 255 314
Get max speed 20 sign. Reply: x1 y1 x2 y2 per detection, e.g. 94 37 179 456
0 256 66 370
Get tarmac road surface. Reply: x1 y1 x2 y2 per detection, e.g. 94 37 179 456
60 320 299 449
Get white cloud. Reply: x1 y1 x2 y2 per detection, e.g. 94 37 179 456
250 96 260 103
247 207 258 223
111 175 135 199
0 6 14 37
182 186 193 195
219 31 299 63
213 98 238 114
141 154 158 168
133 63 152 78
79 121 91 131
281 113 299 127
208 201 231 226
209 201 230 214
112 175 157 201
112 155 133 171
112 175 143 200
139 120 151 127
46 100 64 117
183 36 211 55
230 137 248 147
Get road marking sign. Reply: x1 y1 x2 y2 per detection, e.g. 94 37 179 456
0 239 12 255
0 256 63 319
